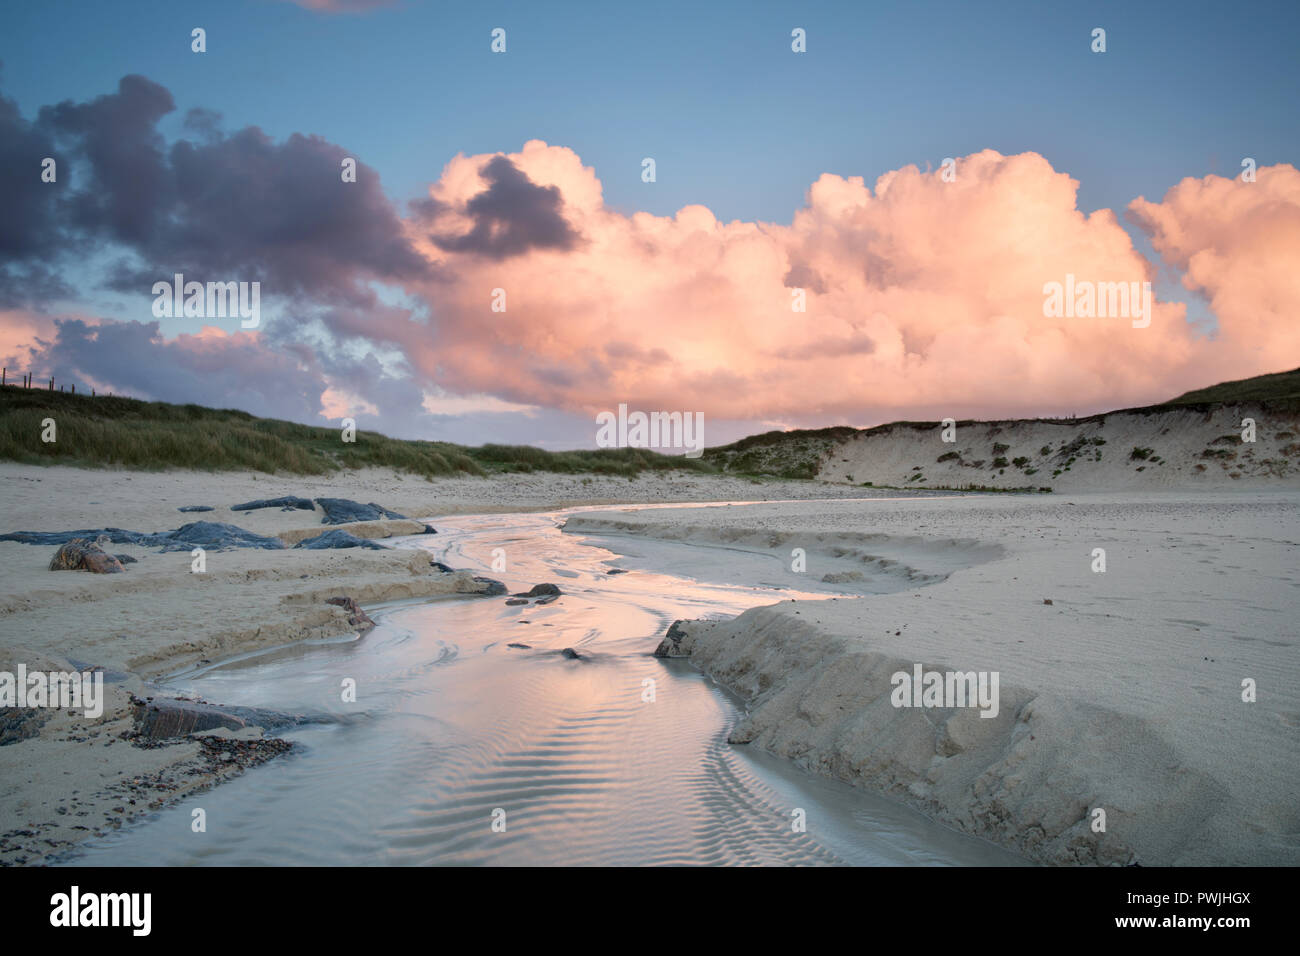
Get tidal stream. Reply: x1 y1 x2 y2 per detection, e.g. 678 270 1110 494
66 505 1025 866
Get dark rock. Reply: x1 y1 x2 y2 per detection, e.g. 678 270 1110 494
418 525 438 535
159 522 285 552
559 648 584 660
177 506 214 513
512 583 562 598
533 595 558 606
325 596 376 633
473 576 507 596
114 554 138 564
4 528 142 546
49 539 124 574
294 530 387 550
607 568 629 575
231 496 314 512
3 522 284 552
131 697 248 738
0 708 50 746
429 561 456 573
1043 598 1054 606
314 498 407 525
130 695 331 740
505 598 528 606
507 642 532 649
653 620 692 658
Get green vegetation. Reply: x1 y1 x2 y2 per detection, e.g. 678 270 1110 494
1130 446 1154 461
1164 366 1300 409
1011 456 1029 468
863 481 1050 494
991 456 1009 468
702 425 856 479
13 365 1295 482
0 387 715 478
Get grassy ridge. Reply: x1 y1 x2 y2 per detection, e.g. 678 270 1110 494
0 387 715 478
1163 367 1300 408
6 366 1294 479
701 426 857 479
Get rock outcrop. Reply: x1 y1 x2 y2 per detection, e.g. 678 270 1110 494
5 522 285 552
294 530 387 550
48 538 124 574
231 496 314 512
653 620 694 658
314 498 408 525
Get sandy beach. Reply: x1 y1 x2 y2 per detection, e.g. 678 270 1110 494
2 461 1296 865
0 463 894 864
566 492 1300 865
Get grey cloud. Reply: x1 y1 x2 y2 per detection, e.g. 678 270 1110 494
426 155 580 260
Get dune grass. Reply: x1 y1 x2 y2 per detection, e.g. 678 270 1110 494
1163 367 1300 409
0 387 715 478
702 426 857 479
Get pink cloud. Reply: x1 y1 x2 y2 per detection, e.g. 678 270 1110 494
0 309 58 371
387 144 1298 423
1128 163 1300 381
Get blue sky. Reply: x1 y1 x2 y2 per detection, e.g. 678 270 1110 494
5 0 1296 226
2 0 1297 446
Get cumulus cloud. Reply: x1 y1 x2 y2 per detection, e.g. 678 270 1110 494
0 90 69 307
1128 164 1300 378
4 75 428 312
398 143 1230 421
3 71 1297 439
417 155 582 260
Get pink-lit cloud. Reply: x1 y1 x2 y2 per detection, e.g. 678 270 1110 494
1128 163 1300 383
7 110 1298 433
388 144 1296 423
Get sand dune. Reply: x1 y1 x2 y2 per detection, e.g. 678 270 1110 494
817 402 1299 490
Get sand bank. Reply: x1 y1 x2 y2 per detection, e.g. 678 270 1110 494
819 402 1300 491
565 492 1300 865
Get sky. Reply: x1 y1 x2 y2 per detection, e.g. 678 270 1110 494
1 0 1298 448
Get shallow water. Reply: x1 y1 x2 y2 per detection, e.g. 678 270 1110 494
66 506 1026 866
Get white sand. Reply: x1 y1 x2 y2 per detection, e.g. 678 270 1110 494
565 492 1300 865
2 461 1296 865
0 463 889 863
